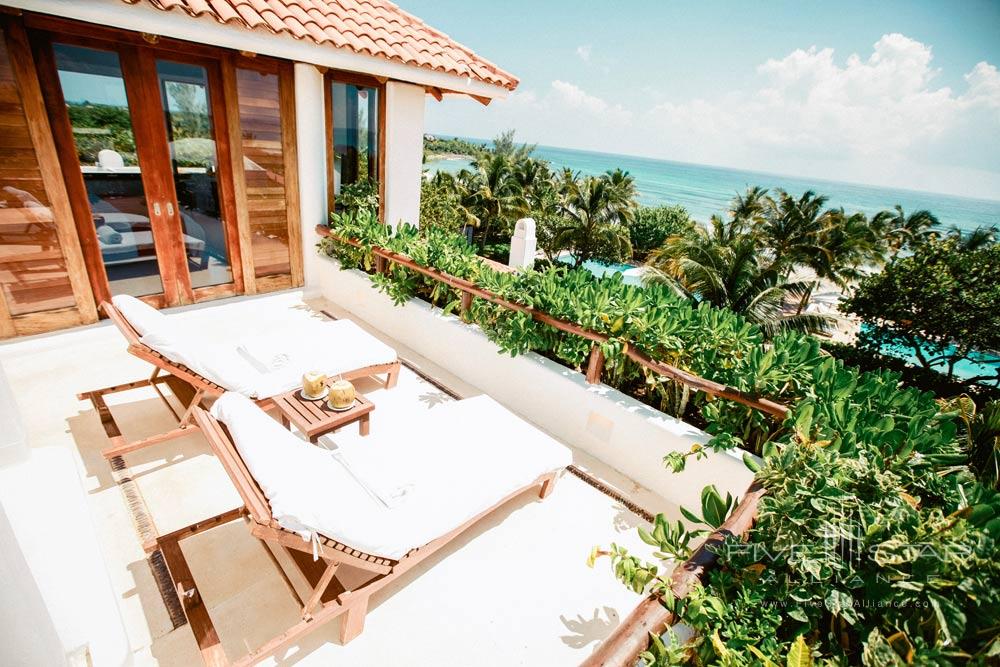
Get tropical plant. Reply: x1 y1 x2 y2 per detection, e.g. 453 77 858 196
843 236 1000 387
418 174 465 233
596 358 1000 664
871 205 939 257
646 218 833 338
554 175 634 267
627 205 696 260
337 178 379 217
941 396 1000 488
455 153 524 252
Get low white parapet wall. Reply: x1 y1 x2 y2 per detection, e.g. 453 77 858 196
317 257 754 510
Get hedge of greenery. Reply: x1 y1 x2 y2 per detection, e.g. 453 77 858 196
318 213 1000 664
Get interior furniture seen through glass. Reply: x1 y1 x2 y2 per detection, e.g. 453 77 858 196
53 42 164 298
156 59 232 289
331 81 378 210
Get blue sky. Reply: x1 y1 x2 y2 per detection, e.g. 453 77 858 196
405 0 1000 200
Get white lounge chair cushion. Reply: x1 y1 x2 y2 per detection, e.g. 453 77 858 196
211 392 572 559
111 296 396 399
236 319 397 379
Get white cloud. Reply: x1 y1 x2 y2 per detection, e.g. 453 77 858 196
642 34 1000 196
425 33 1000 199
575 44 592 62
550 80 632 124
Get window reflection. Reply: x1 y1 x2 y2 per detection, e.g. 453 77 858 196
331 81 378 209
0 30 75 316
157 60 233 289
53 43 164 297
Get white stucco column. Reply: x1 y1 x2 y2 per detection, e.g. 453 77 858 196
508 218 537 269
294 62 327 297
383 81 426 229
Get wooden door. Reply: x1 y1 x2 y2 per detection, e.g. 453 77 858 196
31 32 242 308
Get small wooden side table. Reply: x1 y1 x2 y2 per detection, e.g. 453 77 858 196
272 390 374 443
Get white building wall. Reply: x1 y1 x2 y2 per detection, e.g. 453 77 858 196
294 63 328 298
383 82 427 229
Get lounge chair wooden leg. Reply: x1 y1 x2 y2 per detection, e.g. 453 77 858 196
301 561 339 621
384 362 400 389
178 388 207 428
340 594 370 644
539 474 557 499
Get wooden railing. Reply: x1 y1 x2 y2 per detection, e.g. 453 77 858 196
581 481 766 666
317 225 791 420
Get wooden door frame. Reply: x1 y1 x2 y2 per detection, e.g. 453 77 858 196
324 70 386 222
29 27 246 307
221 54 302 295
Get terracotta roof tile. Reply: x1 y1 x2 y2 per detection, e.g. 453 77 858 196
125 0 517 90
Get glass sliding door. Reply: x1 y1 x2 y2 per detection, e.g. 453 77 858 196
156 60 233 290
52 43 165 298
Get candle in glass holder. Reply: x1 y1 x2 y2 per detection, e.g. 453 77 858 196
302 371 326 398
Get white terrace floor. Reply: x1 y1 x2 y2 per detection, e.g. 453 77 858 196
0 291 674 666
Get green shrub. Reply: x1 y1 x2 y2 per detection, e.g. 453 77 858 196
627 205 697 260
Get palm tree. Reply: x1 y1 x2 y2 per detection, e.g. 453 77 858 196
872 205 939 256
758 189 833 274
555 176 632 267
645 222 834 338
729 185 770 232
456 154 524 251
603 168 639 218
810 209 882 289
947 224 998 251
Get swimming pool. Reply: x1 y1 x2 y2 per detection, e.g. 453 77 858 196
556 255 645 286
861 324 999 385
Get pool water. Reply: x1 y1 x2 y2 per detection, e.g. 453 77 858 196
557 255 644 285
861 324 999 385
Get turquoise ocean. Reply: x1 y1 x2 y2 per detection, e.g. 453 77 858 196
427 138 1000 234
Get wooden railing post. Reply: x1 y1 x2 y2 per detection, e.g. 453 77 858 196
585 344 605 384
460 291 473 322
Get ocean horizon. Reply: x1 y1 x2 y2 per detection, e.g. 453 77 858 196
426 136 1000 234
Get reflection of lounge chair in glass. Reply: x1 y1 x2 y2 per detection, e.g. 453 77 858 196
90 197 209 270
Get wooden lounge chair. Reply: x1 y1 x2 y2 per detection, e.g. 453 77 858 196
80 299 400 460
158 395 567 666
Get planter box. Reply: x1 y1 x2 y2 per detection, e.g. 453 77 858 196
317 257 754 510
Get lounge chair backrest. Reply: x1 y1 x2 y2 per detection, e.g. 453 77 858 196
101 301 141 348
192 407 273 525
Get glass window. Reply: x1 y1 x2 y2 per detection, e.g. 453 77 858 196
330 81 379 210
156 60 233 289
53 43 165 298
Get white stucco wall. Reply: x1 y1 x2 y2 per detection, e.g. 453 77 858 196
294 63 328 298
317 258 755 511
383 82 427 229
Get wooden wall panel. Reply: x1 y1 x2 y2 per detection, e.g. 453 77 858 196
0 17 95 337
231 62 297 290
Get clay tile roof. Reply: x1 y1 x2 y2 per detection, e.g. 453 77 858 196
121 0 518 90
